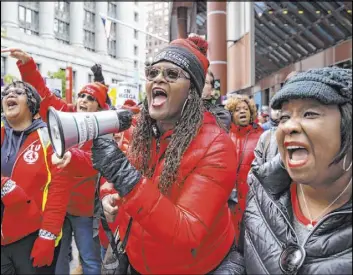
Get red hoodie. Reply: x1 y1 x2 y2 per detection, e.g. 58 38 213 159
17 58 99 217
1 125 70 245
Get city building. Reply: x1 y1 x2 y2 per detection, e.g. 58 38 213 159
169 1 352 108
145 1 170 63
1 1 147 97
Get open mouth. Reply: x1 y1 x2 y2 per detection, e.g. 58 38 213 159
6 99 18 110
152 88 168 107
286 145 309 167
239 115 247 120
78 106 88 112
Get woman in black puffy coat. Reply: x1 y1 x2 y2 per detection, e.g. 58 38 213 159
237 67 352 275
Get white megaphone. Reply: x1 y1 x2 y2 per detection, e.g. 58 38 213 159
47 107 133 158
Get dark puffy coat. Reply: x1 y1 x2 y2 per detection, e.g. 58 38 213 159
203 100 232 132
240 158 352 274
228 123 263 242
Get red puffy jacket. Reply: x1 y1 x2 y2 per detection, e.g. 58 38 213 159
107 112 237 274
1 125 70 246
17 58 99 217
229 123 263 243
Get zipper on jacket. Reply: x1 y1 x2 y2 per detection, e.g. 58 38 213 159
3 135 40 241
251 172 300 245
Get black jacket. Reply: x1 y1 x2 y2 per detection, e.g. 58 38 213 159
238 159 352 274
203 100 231 132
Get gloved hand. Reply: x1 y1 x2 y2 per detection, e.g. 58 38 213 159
92 138 141 197
91 63 105 84
1 178 30 206
30 236 55 267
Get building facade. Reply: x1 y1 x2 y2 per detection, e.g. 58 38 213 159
1 1 147 97
169 1 352 107
145 1 170 63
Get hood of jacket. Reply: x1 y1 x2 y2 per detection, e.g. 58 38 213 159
1 118 47 177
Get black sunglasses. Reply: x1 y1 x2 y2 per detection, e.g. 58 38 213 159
78 93 96 102
145 67 190 83
279 244 306 275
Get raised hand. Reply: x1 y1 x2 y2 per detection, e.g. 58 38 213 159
1 48 32 64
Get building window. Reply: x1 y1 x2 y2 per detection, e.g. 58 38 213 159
112 78 120 84
84 2 96 51
134 60 138 69
134 12 139 22
108 22 117 58
18 2 39 35
134 45 138 56
108 2 117 18
54 1 70 44
1 56 6 76
84 30 95 52
134 29 138 39
88 74 94 83
108 40 117 58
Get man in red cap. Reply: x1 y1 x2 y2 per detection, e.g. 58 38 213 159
6 48 105 274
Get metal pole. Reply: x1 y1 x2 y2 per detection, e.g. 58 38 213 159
100 13 169 43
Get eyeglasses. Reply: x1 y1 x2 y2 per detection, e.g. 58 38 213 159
1 88 26 98
78 93 96 102
145 67 190 83
279 244 306 275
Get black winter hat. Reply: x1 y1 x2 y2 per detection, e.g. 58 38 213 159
271 67 352 109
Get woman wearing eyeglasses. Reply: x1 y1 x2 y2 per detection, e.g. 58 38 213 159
1 81 70 274
3 48 108 274
91 36 243 274
239 67 352 274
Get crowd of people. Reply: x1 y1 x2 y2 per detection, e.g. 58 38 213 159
1 34 352 275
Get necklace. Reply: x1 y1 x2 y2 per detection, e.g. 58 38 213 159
299 178 352 230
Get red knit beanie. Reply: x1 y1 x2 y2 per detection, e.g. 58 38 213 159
79 82 109 110
151 35 209 95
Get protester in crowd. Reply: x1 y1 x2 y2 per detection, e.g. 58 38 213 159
252 71 302 168
225 95 263 243
261 108 280 131
1 81 70 274
92 36 243 274
5 48 105 274
202 70 232 131
239 67 352 274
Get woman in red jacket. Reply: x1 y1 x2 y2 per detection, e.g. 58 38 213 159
1 81 70 274
225 95 263 243
4 48 107 274
92 36 242 274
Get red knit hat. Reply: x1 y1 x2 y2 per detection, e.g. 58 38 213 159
79 82 109 110
151 35 209 95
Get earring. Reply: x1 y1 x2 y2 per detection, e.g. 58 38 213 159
343 154 352 172
180 95 191 117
